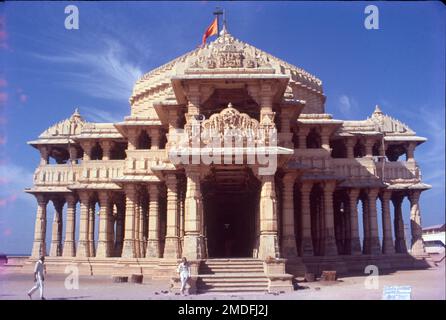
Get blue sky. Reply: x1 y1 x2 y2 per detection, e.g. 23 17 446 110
0 1 444 254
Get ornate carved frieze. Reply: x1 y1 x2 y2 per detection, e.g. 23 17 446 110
181 103 276 147
189 33 272 70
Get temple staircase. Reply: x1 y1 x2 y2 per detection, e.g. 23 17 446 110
197 258 269 293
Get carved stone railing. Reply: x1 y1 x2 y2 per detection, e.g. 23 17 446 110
289 149 331 171
124 149 168 175
377 160 420 183
34 164 81 186
331 158 377 180
78 160 125 182
331 158 420 183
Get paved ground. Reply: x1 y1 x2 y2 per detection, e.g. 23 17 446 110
0 262 444 300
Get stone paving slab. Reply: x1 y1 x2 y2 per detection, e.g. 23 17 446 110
0 263 444 300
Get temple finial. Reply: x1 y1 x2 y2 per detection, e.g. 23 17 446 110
374 104 383 114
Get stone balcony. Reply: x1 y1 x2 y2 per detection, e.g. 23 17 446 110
78 160 125 183
331 158 421 185
124 149 168 175
33 160 126 188
289 148 332 171
34 164 81 187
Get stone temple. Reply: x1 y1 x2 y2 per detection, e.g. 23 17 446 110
24 28 431 293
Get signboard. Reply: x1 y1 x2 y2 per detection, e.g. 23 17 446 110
382 286 412 300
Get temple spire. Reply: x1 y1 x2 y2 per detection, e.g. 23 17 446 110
373 104 383 115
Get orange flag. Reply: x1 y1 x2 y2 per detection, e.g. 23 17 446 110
202 17 218 45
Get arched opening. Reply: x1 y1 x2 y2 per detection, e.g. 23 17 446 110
292 130 300 149
200 88 260 121
137 130 151 150
110 142 127 160
50 147 70 164
330 139 347 158
159 129 167 149
372 140 382 157
306 128 321 149
90 142 103 160
386 144 406 162
310 183 324 256
333 189 349 255
353 140 366 158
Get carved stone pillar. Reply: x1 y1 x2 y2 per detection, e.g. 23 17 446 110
408 190 425 255
114 200 125 257
259 86 274 125
80 141 93 161
406 142 416 162
88 200 96 257
281 173 298 257
346 138 356 159
183 167 205 260
100 140 113 161
380 190 395 254
164 174 181 258
364 138 375 158
146 184 160 258
320 127 332 152
367 188 381 254
300 181 314 256
362 195 370 254
279 109 293 148
49 198 64 257
298 127 309 149
134 192 141 258
126 128 138 151
179 179 185 253
122 184 137 258
68 145 78 164
38 146 50 165
258 174 280 259
63 194 77 257
76 191 90 257
108 198 116 257
151 128 160 150
322 181 338 255
347 188 361 255
392 193 407 253
96 191 112 257
31 194 48 258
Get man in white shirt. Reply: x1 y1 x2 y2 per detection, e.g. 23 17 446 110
176 257 191 295
27 255 46 300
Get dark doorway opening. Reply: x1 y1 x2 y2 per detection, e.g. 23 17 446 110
202 167 259 258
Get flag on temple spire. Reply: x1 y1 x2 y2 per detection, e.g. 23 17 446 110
202 17 218 46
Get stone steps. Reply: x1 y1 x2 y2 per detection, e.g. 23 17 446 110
197 259 269 293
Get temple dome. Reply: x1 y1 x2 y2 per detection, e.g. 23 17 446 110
129 30 323 107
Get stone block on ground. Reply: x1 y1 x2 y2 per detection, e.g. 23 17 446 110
320 271 337 281
305 272 315 282
112 275 128 283
130 274 143 284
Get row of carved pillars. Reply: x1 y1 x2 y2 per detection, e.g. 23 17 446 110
31 191 126 258
278 174 425 258
31 179 425 259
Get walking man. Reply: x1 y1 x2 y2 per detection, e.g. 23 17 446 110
27 255 46 300
177 257 191 296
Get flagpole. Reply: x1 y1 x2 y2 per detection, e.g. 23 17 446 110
213 7 223 35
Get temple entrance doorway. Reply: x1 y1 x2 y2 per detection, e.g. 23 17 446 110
202 167 260 258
